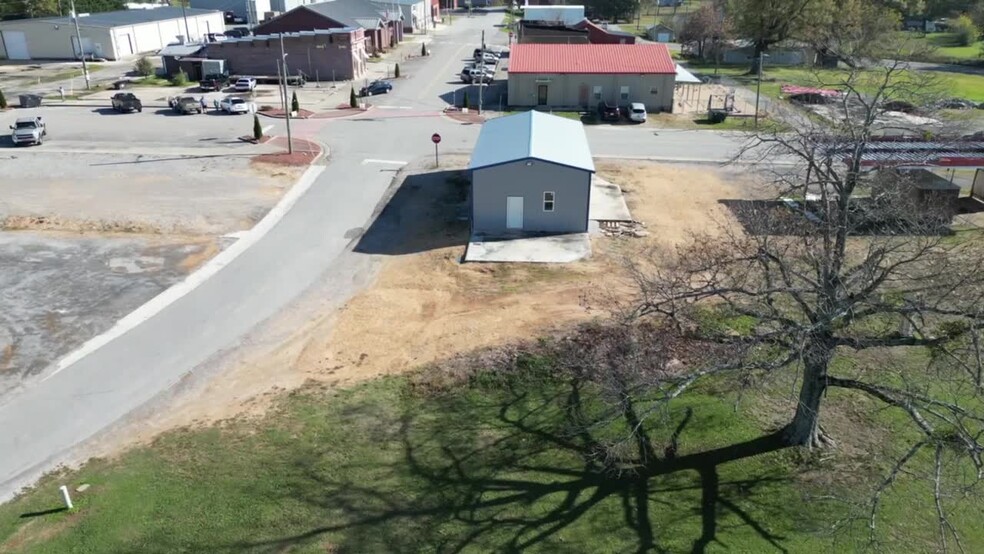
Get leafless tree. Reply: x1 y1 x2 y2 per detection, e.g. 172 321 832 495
614 59 984 549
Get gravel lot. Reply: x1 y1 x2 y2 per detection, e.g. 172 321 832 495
0 103 304 400
0 151 297 235
0 233 213 399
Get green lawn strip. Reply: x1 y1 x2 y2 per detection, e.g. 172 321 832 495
1 353 982 552
897 31 984 63
684 61 984 103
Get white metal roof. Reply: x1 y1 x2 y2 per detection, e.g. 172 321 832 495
469 110 595 173
675 64 701 84
2 7 221 29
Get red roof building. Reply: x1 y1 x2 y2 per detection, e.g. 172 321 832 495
509 43 675 74
506 44 678 113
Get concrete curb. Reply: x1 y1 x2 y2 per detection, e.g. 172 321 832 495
41 163 328 383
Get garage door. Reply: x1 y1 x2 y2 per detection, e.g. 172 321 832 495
657 32 671 42
2 31 29 60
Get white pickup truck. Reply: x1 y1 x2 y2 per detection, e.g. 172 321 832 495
10 116 46 146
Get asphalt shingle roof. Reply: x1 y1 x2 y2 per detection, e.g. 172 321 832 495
16 7 221 28
469 111 595 173
508 43 676 75
304 0 386 28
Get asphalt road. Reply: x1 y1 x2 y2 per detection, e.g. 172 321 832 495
0 13 749 501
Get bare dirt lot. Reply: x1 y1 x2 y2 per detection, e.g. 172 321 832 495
113 159 763 444
0 152 300 235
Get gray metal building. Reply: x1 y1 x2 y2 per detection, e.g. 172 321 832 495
469 110 595 236
0 7 224 61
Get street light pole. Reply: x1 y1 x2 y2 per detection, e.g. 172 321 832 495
68 0 90 90
280 33 293 155
754 50 763 128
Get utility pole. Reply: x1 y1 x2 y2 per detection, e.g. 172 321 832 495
280 33 293 154
69 0 90 90
481 29 485 50
180 0 191 41
754 50 763 128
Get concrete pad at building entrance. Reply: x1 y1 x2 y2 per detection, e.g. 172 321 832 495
590 177 633 222
464 233 591 263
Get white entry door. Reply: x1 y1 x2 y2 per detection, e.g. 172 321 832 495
2 31 29 60
506 196 524 230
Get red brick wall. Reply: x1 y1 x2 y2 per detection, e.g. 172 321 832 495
206 30 367 81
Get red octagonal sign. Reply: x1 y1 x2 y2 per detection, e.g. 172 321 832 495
431 133 442 144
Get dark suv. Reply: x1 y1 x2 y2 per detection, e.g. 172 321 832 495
199 73 229 92
598 101 620 122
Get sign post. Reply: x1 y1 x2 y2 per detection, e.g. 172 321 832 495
431 133 442 167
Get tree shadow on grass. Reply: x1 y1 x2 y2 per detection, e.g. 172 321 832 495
225 378 801 553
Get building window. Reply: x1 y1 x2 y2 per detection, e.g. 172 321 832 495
543 191 555 212
650 87 658 95
620 86 630 101
592 85 602 101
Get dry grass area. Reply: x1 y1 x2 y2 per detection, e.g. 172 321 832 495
114 161 761 442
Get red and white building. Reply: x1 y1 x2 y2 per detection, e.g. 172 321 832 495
506 43 677 112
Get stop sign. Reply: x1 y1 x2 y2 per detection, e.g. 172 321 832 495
431 133 442 144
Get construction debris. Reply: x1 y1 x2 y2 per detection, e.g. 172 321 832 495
599 220 650 238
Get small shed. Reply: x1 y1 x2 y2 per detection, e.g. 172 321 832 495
646 23 675 43
469 111 595 236
159 42 206 77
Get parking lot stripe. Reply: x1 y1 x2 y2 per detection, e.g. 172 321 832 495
41 164 328 382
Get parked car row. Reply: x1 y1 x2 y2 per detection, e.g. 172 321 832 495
459 46 505 84
597 101 647 123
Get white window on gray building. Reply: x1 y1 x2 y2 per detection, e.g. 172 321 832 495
543 191 555 212
620 86 630 101
592 86 602 101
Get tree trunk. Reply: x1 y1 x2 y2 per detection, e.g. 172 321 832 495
783 340 835 448
748 43 766 75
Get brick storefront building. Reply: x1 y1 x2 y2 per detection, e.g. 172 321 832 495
206 28 367 82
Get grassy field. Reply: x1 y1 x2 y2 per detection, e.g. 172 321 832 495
684 63 984 103
1 345 981 553
901 31 984 63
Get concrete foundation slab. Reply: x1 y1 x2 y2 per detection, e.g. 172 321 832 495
464 233 591 263
590 177 633 222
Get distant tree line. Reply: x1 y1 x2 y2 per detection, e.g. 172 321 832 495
0 0 126 20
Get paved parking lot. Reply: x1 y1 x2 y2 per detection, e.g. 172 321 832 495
0 150 296 235
0 103 277 155
0 101 303 401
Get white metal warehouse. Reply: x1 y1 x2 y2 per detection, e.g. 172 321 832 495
0 7 225 61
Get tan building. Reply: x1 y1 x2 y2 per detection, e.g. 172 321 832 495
0 7 224 61
506 43 677 113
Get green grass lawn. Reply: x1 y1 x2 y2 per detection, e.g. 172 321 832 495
900 31 984 63
684 62 984 103
1 345 981 553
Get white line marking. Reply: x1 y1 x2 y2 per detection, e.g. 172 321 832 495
375 105 413 110
261 125 274 133
41 163 328 382
362 158 408 165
